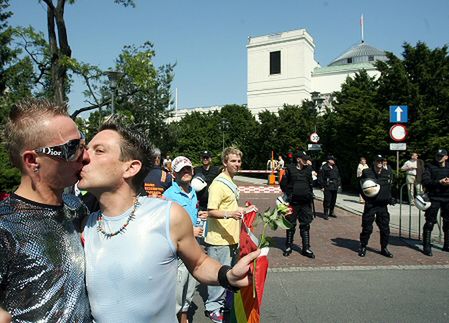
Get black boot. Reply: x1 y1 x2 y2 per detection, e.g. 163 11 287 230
422 229 433 256
442 231 449 252
329 208 337 218
300 229 315 259
283 229 294 257
380 247 393 258
358 243 367 257
323 208 329 220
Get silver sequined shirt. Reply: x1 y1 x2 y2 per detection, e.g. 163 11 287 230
0 194 91 322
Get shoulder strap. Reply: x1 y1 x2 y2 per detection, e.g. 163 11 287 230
215 176 239 200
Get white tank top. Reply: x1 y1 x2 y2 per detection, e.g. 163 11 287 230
84 197 177 322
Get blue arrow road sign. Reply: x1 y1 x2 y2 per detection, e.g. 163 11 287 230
389 105 408 123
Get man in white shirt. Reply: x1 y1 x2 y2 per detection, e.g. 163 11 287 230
401 152 424 205
78 119 259 323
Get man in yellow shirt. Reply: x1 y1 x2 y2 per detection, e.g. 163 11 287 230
204 146 256 323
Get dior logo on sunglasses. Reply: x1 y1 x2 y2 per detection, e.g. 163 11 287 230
34 132 86 161
39 147 63 157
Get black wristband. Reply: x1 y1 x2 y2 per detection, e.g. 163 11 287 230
218 265 239 293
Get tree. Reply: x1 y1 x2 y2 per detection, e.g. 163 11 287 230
166 105 260 169
115 42 174 149
170 111 219 162
276 103 317 155
0 0 33 192
321 70 384 189
36 0 135 105
376 42 449 157
79 42 175 150
0 0 12 95
255 110 280 168
219 104 259 169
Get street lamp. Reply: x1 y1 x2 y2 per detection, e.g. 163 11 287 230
219 118 230 151
105 70 123 115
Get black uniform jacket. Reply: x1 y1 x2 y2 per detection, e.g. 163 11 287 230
422 161 449 201
194 165 220 207
280 163 313 203
360 166 393 206
318 163 341 191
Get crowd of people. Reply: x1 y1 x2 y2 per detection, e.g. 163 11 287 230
0 99 258 323
1 98 449 323
279 150 449 260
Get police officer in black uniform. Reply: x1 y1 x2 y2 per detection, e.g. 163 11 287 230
193 150 220 211
358 154 395 258
421 149 449 256
318 155 341 219
280 151 315 258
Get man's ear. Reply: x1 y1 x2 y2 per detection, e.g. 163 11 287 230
123 160 142 179
22 150 40 174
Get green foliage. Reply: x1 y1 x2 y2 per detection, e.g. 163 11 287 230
0 0 32 192
377 42 449 157
111 42 175 150
168 104 260 168
322 70 385 188
12 26 57 100
277 103 317 153
0 143 19 192
253 203 293 248
170 111 221 163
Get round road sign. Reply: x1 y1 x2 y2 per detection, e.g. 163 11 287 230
389 124 407 142
309 132 320 143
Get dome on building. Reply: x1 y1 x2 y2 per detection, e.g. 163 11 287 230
328 42 387 67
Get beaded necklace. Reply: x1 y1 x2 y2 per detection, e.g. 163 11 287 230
97 197 140 239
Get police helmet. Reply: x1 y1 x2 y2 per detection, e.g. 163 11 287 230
415 194 431 211
276 195 289 206
361 179 380 197
191 176 207 192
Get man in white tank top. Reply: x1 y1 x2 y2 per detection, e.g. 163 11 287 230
78 117 260 323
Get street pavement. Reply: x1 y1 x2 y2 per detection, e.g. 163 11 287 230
187 176 449 323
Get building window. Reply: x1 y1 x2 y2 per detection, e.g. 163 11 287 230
270 51 281 75
368 55 374 61
347 57 353 64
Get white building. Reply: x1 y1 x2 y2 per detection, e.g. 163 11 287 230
247 28 388 115
166 105 222 123
171 28 388 121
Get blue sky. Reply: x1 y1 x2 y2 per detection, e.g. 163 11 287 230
8 0 449 115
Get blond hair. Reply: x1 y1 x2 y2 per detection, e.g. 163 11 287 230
222 146 243 164
4 99 69 171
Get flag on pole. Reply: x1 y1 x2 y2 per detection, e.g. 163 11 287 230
227 207 268 323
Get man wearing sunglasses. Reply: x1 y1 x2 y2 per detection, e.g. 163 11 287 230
0 99 91 322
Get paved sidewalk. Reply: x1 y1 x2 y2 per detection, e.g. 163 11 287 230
189 175 449 323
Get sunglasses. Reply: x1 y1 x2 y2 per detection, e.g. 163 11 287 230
35 132 86 161
202 156 211 159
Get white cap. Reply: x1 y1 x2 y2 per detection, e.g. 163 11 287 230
172 156 193 173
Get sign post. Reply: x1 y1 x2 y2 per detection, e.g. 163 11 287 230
309 132 320 143
308 132 321 152
389 105 408 123
389 105 409 191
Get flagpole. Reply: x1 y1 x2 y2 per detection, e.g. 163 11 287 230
360 14 364 43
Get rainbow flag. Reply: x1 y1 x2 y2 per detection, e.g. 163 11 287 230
227 209 268 323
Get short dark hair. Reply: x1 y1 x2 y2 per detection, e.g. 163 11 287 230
4 99 69 171
99 116 155 192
